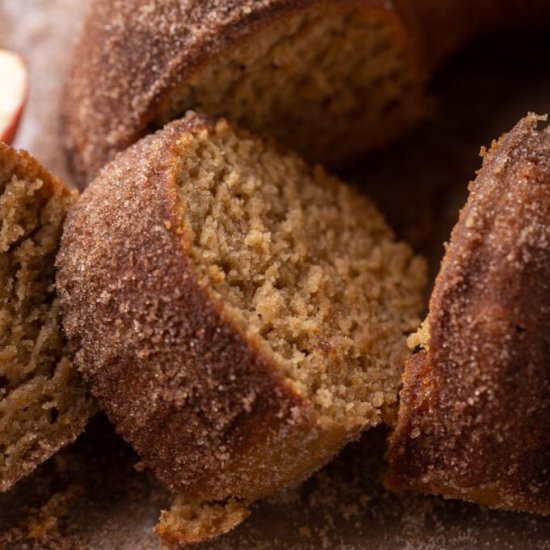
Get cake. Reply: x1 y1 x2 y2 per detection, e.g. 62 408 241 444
0 143 96 493
56 111 426 543
61 0 550 188
386 114 550 515
61 0 431 187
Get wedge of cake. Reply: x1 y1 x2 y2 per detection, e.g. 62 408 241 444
0 143 95 492
387 114 550 515
62 0 431 186
62 0 550 188
57 111 426 543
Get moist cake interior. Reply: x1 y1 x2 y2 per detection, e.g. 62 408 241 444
0 163 92 491
175 121 426 428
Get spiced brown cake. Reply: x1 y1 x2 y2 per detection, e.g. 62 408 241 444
386 114 550 515
57 112 426 543
61 0 550 188
62 0 431 186
0 143 95 493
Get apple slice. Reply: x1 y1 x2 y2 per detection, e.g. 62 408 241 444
0 49 28 145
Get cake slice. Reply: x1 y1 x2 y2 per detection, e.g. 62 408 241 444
57 111 426 543
62 0 431 187
62 0 550 188
0 143 95 492
386 114 550 514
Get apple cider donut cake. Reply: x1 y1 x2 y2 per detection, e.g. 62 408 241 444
387 114 550 515
57 112 426 543
0 143 95 492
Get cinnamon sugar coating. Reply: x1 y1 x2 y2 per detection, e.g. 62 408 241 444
387 114 550 514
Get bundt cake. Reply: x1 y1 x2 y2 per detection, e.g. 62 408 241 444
386 114 550 515
61 0 550 188
56 112 426 543
0 143 95 493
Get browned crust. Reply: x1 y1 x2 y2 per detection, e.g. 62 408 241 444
60 0 425 188
56 112 359 502
0 143 94 492
386 114 550 515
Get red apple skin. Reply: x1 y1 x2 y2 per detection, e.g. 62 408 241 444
0 50 28 145
1 103 25 145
